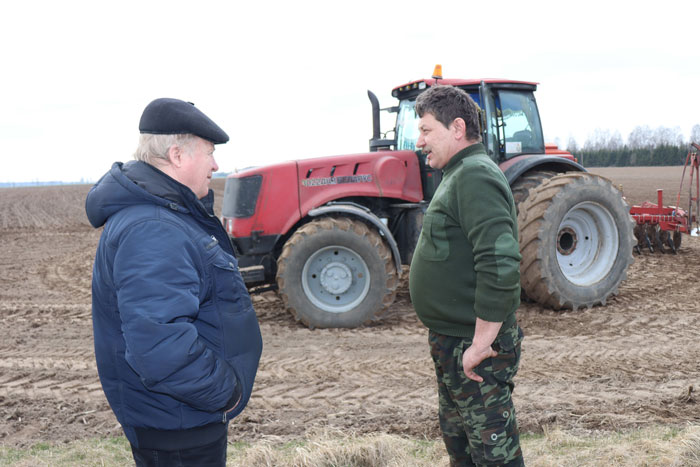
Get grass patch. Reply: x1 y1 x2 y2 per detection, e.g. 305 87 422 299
523 425 700 466
1 425 699 466
0 437 133 466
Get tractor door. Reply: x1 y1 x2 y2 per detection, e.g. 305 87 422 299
480 82 498 161
484 86 545 161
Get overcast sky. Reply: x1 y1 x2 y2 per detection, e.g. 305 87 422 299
2 0 699 183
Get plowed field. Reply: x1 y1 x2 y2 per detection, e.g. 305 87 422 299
0 166 698 448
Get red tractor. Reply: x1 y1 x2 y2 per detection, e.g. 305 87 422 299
222 67 635 328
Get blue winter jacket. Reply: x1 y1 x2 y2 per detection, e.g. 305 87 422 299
86 161 262 450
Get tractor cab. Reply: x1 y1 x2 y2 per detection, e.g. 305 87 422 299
370 67 546 165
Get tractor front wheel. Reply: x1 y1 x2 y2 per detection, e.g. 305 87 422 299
276 217 398 328
518 172 634 310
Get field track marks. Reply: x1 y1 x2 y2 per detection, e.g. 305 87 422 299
0 366 103 402
38 247 94 301
0 185 92 229
0 302 91 320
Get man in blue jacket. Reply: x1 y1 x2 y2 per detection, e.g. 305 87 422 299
86 98 262 466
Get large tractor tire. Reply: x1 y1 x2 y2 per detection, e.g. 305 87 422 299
511 170 556 208
510 169 556 303
517 172 635 310
276 217 398 328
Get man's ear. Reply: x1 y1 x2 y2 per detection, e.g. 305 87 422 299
451 118 467 140
166 145 182 168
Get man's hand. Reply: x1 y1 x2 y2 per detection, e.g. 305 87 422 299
463 317 503 382
462 343 498 382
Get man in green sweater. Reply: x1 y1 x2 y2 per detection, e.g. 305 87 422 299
409 85 524 466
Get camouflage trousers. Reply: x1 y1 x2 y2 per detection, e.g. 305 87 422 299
429 326 524 467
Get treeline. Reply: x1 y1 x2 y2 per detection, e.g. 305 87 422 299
561 124 700 167
574 145 690 167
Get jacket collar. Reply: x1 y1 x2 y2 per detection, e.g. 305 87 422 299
123 161 214 216
442 143 486 175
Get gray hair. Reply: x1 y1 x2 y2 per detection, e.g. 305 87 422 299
133 133 198 167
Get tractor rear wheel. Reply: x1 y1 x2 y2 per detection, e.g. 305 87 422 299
511 170 556 209
511 170 557 302
276 217 398 328
518 172 634 310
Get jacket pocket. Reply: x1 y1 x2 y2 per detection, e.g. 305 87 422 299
489 326 522 383
211 253 247 312
220 304 261 361
418 211 449 261
209 252 262 361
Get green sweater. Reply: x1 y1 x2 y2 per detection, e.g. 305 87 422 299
409 143 521 337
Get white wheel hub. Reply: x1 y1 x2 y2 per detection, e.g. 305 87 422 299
556 201 618 286
320 262 353 294
301 245 371 313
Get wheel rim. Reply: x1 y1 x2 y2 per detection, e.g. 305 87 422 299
556 201 618 286
301 245 371 313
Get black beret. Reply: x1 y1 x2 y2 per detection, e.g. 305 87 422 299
139 98 229 144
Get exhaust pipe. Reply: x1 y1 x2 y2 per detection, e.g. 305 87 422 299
367 90 395 152
368 90 381 150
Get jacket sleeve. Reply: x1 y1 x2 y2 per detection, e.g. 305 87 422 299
455 160 521 322
112 217 239 412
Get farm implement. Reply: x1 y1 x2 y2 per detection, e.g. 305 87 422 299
630 142 700 254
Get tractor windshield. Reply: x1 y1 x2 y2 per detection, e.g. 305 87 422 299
395 91 481 151
396 100 420 151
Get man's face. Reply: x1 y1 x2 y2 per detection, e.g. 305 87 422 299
416 113 458 170
178 137 218 198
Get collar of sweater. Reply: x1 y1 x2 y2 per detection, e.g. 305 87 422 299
442 143 486 175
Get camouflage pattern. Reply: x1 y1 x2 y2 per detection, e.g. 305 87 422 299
429 325 524 466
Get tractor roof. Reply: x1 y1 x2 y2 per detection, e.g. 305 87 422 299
391 78 539 98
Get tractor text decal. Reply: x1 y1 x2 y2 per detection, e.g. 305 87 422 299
302 174 373 187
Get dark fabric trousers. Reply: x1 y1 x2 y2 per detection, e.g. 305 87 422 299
429 326 525 467
130 431 228 467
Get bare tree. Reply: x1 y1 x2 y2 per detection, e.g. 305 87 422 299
628 125 653 149
690 124 700 144
584 128 608 150
584 128 623 150
609 130 624 150
652 126 684 147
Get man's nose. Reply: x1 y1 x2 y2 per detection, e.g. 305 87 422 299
212 157 219 172
416 135 424 148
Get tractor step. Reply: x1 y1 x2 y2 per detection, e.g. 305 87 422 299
240 265 266 283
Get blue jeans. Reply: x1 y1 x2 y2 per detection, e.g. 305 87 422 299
130 431 228 467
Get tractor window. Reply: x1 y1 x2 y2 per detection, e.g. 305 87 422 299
498 90 544 157
396 100 420 151
467 92 481 108
395 91 481 152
